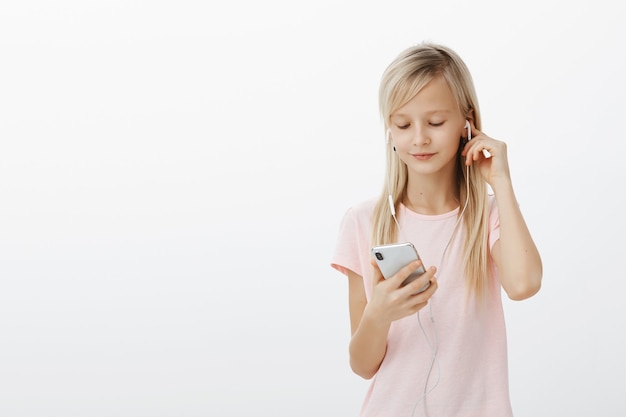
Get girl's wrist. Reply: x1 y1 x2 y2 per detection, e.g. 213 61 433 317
362 304 392 330
489 176 513 195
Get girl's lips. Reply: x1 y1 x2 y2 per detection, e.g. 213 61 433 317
412 153 436 160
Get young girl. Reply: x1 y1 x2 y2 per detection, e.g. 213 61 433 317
331 42 542 417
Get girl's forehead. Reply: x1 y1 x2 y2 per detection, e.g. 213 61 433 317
391 76 458 117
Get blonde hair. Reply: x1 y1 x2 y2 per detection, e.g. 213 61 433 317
372 42 491 298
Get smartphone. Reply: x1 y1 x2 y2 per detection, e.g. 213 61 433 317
371 242 430 292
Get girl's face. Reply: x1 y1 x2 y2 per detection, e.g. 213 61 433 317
389 75 466 178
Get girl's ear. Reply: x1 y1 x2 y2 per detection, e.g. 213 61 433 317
460 118 471 145
465 109 475 126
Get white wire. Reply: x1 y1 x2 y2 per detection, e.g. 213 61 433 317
410 308 441 417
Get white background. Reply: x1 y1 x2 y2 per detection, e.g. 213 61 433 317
1 1 625 416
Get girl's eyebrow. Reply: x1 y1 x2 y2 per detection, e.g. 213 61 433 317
391 109 451 118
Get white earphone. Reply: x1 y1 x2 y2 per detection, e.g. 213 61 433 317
465 120 492 158
385 128 398 226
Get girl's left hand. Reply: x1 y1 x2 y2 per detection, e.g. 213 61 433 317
461 123 512 187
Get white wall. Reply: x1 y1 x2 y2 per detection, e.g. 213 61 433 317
1 1 624 416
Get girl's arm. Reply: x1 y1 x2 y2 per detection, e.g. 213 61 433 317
490 178 543 300
346 271 389 379
346 261 438 379
463 126 543 300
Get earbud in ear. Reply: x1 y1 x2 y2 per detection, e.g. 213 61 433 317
465 120 492 158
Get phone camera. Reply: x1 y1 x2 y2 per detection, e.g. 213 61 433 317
375 252 384 261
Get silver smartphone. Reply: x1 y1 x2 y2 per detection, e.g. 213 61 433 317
371 242 430 292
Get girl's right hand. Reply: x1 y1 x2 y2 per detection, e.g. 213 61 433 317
365 258 438 324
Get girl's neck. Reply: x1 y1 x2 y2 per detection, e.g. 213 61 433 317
403 176 459 215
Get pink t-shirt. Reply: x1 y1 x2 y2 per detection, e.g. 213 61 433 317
331 195 513 417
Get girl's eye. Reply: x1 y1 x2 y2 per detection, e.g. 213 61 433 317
430 121 445 127
397 124 410 130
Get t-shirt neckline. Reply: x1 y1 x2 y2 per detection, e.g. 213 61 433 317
399 203 460 221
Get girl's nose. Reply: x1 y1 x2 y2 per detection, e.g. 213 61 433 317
411 127 430 146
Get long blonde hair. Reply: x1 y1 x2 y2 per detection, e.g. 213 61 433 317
372 42 491 297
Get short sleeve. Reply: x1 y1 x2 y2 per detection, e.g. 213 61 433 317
330 206 366 277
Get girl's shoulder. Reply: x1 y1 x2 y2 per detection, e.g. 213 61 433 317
335 197 378 237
